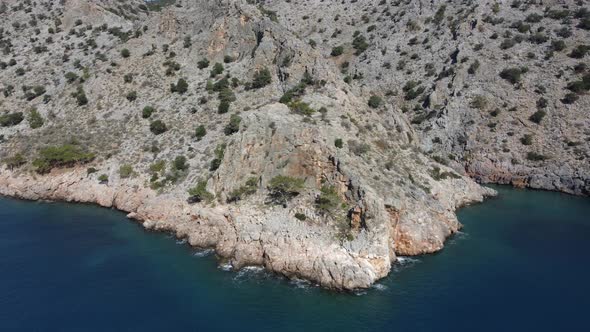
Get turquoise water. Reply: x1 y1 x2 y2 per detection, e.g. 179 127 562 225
1 186 589 331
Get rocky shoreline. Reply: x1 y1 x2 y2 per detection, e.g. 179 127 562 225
0 166 494 290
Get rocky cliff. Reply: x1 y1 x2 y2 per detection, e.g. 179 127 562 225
0 0 587 289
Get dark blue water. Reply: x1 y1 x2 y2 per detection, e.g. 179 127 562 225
1 186 589 331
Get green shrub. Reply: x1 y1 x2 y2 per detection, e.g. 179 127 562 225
65 72 79 83
173 155 188 171
352 34 369 55
28 108 44 129
562 92 579 104
569 45 589 58
224 114 241 135
33 144 95 173
288 100 315 116
126 91 137 101
251 67 272 89
551 40 566 52
73 86 88 106
227 177 258 203
142 106 155 118
566 74 590 94
187 180 214 203
195 125 206 140
119 164 135 178
4 153 26 169
183 36 191 48
197 58 210 69
210 62 224 77
267 175 305 206
368 95 383 109
468 60 480 74
430 166 461 181
218 100 230 114
0 112 24 127
520 134 533 145
170 78 188 94
294 213 307 221
526 152 549 161
470 95 488 109
120 48 130 58
223 55 234 63
150 120 167 135
499 67 527 84
149 160 166 174
334 138 343 148
331 46 344 56
315 185 342 213
98 174 109 183
124 73 133 83
209 144 226 171
529 110 546 124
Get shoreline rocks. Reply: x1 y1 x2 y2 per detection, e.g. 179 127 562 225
0 166 493 290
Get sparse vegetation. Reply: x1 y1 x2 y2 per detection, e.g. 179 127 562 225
33 145 95 174
267 175 305 206
188 180 214 203
0 112 24 127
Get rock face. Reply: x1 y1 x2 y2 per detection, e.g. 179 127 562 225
0 0 587 289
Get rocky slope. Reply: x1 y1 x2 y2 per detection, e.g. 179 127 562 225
0 0 587 289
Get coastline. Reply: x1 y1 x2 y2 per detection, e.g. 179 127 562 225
0 166 494 290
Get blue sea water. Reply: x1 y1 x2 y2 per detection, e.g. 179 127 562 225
1 186 589 331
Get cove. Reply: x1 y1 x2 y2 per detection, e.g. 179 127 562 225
1 186 589 331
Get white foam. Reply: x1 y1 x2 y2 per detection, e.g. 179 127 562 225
218 262 233 271
175 238 187 245
193 249 214 257
289 277 313 289
372 283 388 291
396 256 420 265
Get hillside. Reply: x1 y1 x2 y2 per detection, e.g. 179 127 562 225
0 0 588 289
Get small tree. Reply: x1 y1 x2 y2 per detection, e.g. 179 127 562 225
218 100 230 114
187 180 214 203
120 48 130 58
173 155 188 171
315 185 342 213
197 58 210 69
65 72 78 83
73 86 88 106
267 175 305 206
150 120 167 135
251 67 272 89
195 125 206 140
227 177 258 203
368 95 382 109
210 62 224 77
28 108 44 129
171 78 188 94
142 106 155 118
529 110 546 124
224 114 241 135
331 46 344 56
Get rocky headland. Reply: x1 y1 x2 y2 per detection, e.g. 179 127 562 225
0 0 588 289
